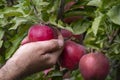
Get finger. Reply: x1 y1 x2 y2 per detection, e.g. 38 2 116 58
56 29 64 48
40 29 64 52
50 48 63 58
34 29 64 52
40 40 60 53
23 39 60 54
21 36 30 45
44 49 63 66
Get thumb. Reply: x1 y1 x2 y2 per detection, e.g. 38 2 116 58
35 40 60 53
41 30 64 52
21 36 30 45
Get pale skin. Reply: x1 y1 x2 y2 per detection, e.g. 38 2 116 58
0 31 64 80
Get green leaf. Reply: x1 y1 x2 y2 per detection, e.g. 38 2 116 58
0 28 4 40
0 18 8 27
49 15 65 29
71 20 90 34
91 14 104 36
2 7 24 17
87 0 102 7
64 7 95 18
49 15 74 32
9 17 27 30
0 55 5 64
0 28 4 47
0 41 3 48
84 28 103 50
50 71 62 77
5 24 30 59
107 5 120 25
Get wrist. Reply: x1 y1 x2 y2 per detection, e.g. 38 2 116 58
0 58 25 80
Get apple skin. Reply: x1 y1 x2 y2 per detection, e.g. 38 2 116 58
79 52 110 80
28 24 55 42
61 29 73 39
63 1 83 24
59 40 86 70
60 29 83 43
63 16 83 24
64 1 75 11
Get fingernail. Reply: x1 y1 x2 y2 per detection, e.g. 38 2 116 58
58 40 63 48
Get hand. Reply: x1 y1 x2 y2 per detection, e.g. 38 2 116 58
0 30 64 80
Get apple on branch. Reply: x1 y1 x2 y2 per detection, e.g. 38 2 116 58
79 52 110 80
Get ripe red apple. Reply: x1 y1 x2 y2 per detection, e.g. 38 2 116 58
61 29 72 39
64 1 76 11
64 1 84 12
60 29 83 43
59 40 86 70
28 24 55 42
73 34 83 40
79 52 110 80
63 1 83 24
63 16 83 24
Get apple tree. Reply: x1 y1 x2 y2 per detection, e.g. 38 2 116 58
0 0 120 80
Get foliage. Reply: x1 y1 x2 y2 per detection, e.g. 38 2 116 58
0 0 120 80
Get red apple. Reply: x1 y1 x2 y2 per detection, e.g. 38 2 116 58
64 1 76 11
64 1 84 12
63 16 83 24
60 29 83 43
28 24 55 42
61 29 72 39
59 40 86 70
73 34 83 40
79 52 110 80
63 1 83 24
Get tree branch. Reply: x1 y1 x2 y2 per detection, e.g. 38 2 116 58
6 0 14 6
56 0 65 23
103 28 120 50
108 29 120 44
30 0 38 16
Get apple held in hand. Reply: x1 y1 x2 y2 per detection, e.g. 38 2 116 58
59 40 86 70
28 24 56 42
79 52 110 80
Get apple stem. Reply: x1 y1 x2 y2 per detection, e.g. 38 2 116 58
90 48 94 53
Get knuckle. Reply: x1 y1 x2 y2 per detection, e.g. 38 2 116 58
50 40 58 48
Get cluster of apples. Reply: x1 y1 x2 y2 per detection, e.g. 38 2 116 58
23 24 110 80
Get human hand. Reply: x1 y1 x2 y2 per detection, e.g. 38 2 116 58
0 30 64 80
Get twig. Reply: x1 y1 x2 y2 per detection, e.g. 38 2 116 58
56 0 65 23
6 0 14 6
108 29 120 44
103 29 120 51
30 0 38 16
